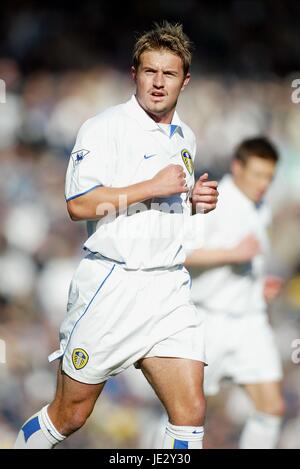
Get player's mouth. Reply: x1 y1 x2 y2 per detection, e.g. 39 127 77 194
150 92 166 101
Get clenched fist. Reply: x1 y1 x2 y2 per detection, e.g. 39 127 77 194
150 164 189 198
191 173 219 214
263 276 284 303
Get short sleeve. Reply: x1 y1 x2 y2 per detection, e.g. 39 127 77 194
65 117 113 201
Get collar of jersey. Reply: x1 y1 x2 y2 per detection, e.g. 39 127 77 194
223 174 263 210
126 95 184 138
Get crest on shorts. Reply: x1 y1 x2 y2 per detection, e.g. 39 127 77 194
72 348 89 370
181 149 194 175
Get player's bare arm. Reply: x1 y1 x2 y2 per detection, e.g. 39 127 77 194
67 163 188 221
185 234 261 267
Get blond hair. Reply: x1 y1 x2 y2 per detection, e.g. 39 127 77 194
133 22 193 75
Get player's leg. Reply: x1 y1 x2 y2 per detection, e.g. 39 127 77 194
14 362 105 448
233 315 284 449
239 381 285 449
139 356 205 449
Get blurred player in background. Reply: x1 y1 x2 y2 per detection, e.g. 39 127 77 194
14 22 218 449
186 137 285 449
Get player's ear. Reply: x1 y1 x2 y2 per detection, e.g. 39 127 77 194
181 72 191 91
131 66 137 82
232 159 243 177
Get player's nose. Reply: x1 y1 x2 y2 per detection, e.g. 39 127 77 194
153 71 165 88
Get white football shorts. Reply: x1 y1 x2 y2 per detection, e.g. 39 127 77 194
202 312 283 396
48 252 206 384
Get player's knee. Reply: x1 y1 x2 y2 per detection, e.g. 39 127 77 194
189 399 206 425
63 407 90 435
266 399 286 417
171 398 206 426
52 402 92 435
258 397 286 417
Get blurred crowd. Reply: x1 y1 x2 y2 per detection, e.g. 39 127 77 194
2 1 300 76
1 20 300 444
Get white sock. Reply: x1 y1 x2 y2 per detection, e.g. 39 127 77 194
163 421 204 449
14 405 65 449
240 411 282 449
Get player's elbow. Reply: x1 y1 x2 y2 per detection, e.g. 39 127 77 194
184 257 193 267
67 199 84 221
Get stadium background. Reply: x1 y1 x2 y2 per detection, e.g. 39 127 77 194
0 0 300 448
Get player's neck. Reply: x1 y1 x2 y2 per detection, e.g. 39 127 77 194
232 177 256 204
136 96 176 124
148 110 175 124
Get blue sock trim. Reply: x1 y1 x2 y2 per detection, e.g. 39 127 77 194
22 416 41 442
174 439 189 449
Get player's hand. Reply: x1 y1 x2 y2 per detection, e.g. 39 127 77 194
190 173 219 214
230 234 261 263
263 276 284 303
150 164 189 198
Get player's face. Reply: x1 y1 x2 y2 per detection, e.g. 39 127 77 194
132 49 190 124
232 156 276 203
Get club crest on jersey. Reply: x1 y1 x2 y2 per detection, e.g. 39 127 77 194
71 149 90 167
72 348 89 370
181 149 194 175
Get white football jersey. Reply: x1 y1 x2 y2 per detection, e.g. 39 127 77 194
190 175 272 315
65 95 197 270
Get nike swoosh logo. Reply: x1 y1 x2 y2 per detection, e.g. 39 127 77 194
192 430 203 434
144 154 157 159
